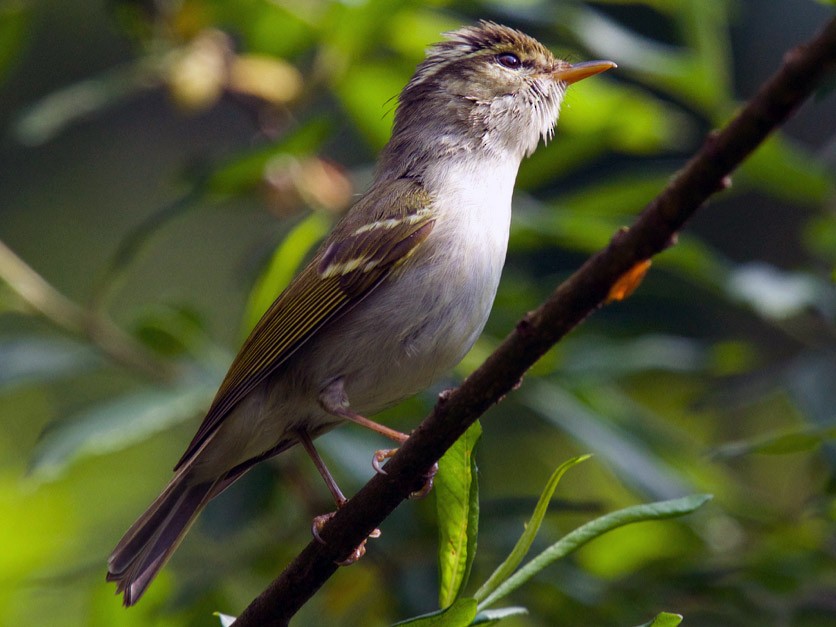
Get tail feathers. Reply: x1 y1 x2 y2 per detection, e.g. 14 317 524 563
107 472 218 606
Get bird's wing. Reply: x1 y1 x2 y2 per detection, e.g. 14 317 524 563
175 179 435 469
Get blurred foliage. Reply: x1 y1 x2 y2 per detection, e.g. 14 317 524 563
0 0 835 625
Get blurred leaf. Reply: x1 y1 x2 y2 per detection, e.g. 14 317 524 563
636 612 683 627
471 606 529 624
0 336 98 389
320 0 409 70
476 494 712 610
228 54 303 105
393 597 477 626
712 426 836 459
386 8 462 61
653 235 730 290
802 214 836 264
29 379 216 481
737 133 834 206
526 381 690 499
786 351 836 428
561 78 694 153
0 0 28 82
560 335 707 377
13 63 159 145
215 612 236 627
334 59 405 149
437 421 482 608
133 304 211 358
727 263 823 320
473 455 590 605
571 2 731 112
244 210 331 333
208 118 333 194
221 3 315 59
552 171 671 219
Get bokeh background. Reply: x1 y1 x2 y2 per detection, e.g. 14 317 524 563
1 0 834 625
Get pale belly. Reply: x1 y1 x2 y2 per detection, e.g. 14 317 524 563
196 222 506 473
197 157 516 472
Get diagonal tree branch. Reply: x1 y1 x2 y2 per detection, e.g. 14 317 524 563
233 17 836 627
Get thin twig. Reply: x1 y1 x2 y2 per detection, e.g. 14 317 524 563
232 17 836 626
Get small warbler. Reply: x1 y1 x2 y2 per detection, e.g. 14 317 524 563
107 21 614 605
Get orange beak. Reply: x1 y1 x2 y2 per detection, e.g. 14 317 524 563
553 60 616 85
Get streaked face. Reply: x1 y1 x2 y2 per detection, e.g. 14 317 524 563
401 23 566 157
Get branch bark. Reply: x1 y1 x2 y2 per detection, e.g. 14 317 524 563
233 17 836 627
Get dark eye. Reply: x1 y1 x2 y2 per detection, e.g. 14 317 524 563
496 53 521 69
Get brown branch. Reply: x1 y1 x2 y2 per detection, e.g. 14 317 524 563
232 17 836 627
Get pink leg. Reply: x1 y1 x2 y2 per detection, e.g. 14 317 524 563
297 429 380 565
319 378 438 499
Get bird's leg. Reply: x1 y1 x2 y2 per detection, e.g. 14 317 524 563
319 377 438 499
297 429 380 565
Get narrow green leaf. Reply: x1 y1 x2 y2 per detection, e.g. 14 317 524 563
712 426 836 459
436 421 482 607
215 612 236 627
472 606 529 625
636 611 684 627
477 494 712 611
244 211 331 333
393 597 477 626
473 455 591 604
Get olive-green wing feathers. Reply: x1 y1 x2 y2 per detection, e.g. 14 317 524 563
175 180 434 469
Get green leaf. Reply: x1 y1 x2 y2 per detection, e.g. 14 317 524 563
472 606 529 625
737 133 834 206
215 612 236 627
29 379 216 481
473 455 591 605
393 597 477 626
477 494 712 610
0 336 98 389
636 611 684 627
243 211 332 333
712 426 836 458
436 421 482 607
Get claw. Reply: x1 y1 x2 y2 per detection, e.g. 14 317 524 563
336 540 367 565
311 508 381 565
311 511 335 545
372 448 397 475
409 462 439 500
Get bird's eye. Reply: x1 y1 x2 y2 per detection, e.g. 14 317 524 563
496 53 521 69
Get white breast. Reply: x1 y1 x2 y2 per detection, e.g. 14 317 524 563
330 154 520 412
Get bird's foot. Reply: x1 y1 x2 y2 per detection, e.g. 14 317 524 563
410 461 438 499
311 510 381 566
372 448 438 499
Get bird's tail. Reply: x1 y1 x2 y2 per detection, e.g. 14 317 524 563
106 468 218 606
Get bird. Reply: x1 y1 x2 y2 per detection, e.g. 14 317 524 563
106 20 615 606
